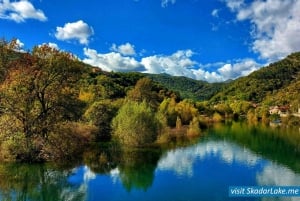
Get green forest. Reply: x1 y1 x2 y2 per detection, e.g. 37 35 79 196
0 39 300 162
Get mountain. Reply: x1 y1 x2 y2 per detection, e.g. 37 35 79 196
146 73 225 100
263 72 300 111
210 52 300 103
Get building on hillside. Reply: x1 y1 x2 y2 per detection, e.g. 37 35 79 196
269 105 290 117
91 67 102 73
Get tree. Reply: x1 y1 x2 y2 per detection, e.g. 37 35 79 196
84 100 118 141
127 77 160 109
0 38 20 83
187 117 201 137
0 44 85 159
175 100 199 124
112 101 160 146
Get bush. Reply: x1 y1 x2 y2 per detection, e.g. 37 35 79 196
212 112 223 122
187 117 201 137
84 100 118 141
112 101 160 147
0 115 27 161
44 122 97 161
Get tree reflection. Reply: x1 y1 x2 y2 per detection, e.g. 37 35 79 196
118 149 162 192
83 143 121 174
83 143 163 192
0 163 85 201
210 121 300 173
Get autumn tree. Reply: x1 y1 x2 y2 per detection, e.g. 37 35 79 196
0 38 21 83
0 44 84 151
127 77 160 109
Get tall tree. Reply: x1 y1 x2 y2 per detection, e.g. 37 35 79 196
0 44 84 141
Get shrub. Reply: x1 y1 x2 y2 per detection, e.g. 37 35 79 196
0 115 27 161
187 117 201 137
44 122 97 161
84 100 118 141
212 112 223 122
112 101 160 147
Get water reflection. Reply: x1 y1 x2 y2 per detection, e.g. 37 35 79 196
1 123 300 201
0 163 86 201
157 140 261 177
257 163 300 186
116 149 161 191
258 164 300 201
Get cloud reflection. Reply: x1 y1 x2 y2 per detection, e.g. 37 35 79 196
157 140 261 177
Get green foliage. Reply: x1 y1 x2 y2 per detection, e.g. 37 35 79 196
118 149 161 191
229 101 252 116
159 98 199 127
211 52 300 103
127 77 161 109
263 73 300 111
83 100 118 140
213 103 232 116
175 99 199 124
159 98 178 127
112 101 160 147
147 73 224 100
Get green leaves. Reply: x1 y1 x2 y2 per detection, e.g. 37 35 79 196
112 101 160 147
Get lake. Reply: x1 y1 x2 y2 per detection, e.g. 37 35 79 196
0 122 300 201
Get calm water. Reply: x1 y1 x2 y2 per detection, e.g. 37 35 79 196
0 122 300 201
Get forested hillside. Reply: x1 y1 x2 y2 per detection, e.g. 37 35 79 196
146 73 225 100
210 52 300 103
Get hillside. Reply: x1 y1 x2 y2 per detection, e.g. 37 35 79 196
146 73 225 100
263 72 300 111
210 52 300 103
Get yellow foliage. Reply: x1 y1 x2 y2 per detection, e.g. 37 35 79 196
79 90 94 102
212 112 223 122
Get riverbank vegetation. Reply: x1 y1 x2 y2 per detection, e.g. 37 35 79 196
0 38 300 162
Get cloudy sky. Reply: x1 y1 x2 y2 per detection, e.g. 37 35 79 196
1 0 300 82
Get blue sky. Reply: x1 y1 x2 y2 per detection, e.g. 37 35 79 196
1 0 300 82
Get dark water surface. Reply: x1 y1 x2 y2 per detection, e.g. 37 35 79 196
0 122 300 201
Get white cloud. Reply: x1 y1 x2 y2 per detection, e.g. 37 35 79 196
217 59 260 80
211 9 219 18
0 0 47 22
47 42 59 50
83 45 262 82
12 38 25 52
161 0 176 8
223 0 300 61
39 42 59 50
83 48 143 72
141 50 196 78
141 50 261 82
15 38 24 49
224 0 244 11
55 20 94 45
192 68 224 83
110 42 136 56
